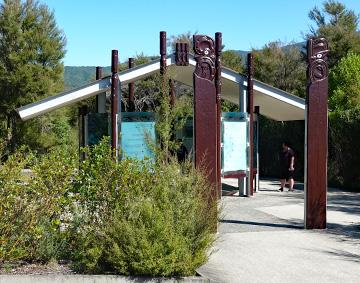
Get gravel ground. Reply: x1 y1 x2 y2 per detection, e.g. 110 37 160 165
0 260 74 275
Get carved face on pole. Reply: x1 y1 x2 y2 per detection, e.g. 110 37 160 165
193 35 215 82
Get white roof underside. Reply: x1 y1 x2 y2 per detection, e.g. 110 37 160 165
17 54 305 121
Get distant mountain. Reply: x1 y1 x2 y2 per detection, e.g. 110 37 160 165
282 41 306 52
64 42 306 90
64 66 110 90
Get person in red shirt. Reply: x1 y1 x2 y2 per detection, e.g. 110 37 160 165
278 141 295 192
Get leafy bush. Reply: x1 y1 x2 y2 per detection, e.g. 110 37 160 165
329 52 360 111
69 139 217 276
0 137 217 275
0 73 218 275
0 146 76 262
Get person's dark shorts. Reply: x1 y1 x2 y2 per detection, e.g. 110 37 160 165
280 168 294 180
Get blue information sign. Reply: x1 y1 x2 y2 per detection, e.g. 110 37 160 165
222 112 248 175
121 121 155 160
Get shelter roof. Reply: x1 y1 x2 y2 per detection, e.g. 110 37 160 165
16 54 305 121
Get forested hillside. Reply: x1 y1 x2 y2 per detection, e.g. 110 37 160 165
63 42 305 91
64 66 111 90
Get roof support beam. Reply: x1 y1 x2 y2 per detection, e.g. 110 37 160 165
215 32 222 198
111 50 119 157
247 53 254 196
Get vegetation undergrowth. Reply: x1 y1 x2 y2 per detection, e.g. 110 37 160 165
68 139 217 276
0 138 218 276
0 71 218 276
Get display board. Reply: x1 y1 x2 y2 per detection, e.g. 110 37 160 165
222 112 248 175
121 112 155 160
87 113 109 146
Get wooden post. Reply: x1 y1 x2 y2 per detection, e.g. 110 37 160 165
193 35 218 198
96 66 102 81
160 31 168 109
160 31 167 76
305 38 329 229
79 105 88 160
169 79 175 106
128 58 135 112
238 83 247 196
95 66 102 113
111 50 119 157
215 32 222 198
8 111 17 153
247 53 254 196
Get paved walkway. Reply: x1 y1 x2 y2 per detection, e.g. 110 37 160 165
197 179 360 283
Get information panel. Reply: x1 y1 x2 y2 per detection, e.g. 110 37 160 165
121 112 155 160
222 112 248 175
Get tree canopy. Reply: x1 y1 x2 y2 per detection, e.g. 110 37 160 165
0 0 68 151
0 0 66 115
329 52 360 111
252 41 307 97
308 0 360 68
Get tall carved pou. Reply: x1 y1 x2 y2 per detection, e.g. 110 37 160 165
305 38 329 229
193 35 218 198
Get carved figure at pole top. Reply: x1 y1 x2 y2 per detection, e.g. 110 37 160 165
308 38 329 83
193 35 216 81
175 43 189 66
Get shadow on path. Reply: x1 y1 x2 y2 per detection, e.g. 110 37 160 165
326 249 360 263
220 219 302 229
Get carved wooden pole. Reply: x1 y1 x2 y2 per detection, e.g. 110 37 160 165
247 53 254 196
215 32 222 198
175 43 189 66
111 50 119 157
193 35 218 198
305 38 329 229
128 58 135 112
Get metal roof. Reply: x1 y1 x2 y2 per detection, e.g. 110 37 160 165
16 54 305 121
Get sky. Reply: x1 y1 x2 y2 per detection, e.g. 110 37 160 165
42 0 360 66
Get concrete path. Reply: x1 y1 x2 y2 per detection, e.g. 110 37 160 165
197 179 360 283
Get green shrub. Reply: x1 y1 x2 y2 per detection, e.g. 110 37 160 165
0 147 34 261
69 139 218 276
0 146 76 262
0 74 218 274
